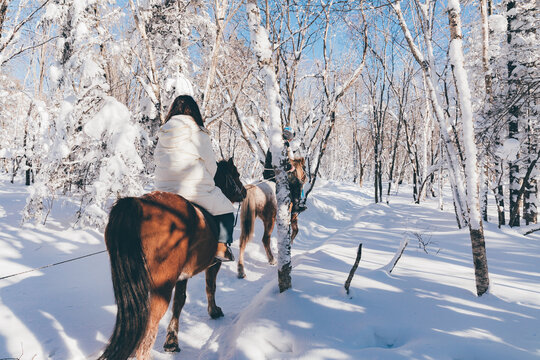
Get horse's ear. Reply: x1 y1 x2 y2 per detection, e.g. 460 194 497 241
228 157 234 165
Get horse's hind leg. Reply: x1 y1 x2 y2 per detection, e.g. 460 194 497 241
237 231 249 279
237 208 254 279
206 262 224 319
136 286 173 360
164 280 188 353
262 214 276 265
291 213 299 243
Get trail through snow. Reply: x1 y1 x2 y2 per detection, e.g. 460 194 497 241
0 179 539 360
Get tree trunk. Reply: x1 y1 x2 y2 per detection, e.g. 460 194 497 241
387 114 403 202
374 143 380 203
448 0 489 296
0 0 10 42
480 161 489 222
275 152 293 293
438 140 444 211
506 0 522 227
523 102 538 225
246 0 292 292
524 179 538 225
470 226 489 295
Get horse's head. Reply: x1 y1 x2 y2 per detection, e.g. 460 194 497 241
214 158 247 203
290 157 307 184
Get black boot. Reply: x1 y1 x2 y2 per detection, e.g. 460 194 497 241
215 243 234 262
292 200 307 214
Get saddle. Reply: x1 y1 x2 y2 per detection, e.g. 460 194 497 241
192 203 220 240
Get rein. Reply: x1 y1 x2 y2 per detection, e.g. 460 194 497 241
249 177 275 186
0 249 107 281
233 203 241 227
225 172 243 196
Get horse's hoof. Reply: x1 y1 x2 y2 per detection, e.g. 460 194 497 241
209 306 224 319
237 272 246 279
163 340 181 353
269 259 277 265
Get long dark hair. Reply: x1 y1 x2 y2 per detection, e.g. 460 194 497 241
164 95 204 127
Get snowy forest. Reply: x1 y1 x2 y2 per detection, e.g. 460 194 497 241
1 0 538 288
0 0 539 359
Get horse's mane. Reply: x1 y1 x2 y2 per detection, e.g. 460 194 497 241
214 158 245 203
214 160 230 183
290 157 307 184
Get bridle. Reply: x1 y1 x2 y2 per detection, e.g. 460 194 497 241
224 170 244 199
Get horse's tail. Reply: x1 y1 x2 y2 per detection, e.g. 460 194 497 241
99 197 150 360
240 187 256 245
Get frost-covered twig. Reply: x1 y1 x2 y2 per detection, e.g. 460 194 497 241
386 237 409 274
0 0 51 58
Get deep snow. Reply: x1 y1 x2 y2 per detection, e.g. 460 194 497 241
0 178 539 359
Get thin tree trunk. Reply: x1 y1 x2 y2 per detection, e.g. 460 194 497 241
480 0 492 96
524 179 538 225
476 0 492 222
246 0 292 292
23 102 35 186
448 0 489 296
480 161 489 222
0 0 8 39
495 161 506 226
438 139 444 210
354 134 365 187
386 116 402 201
509 149 540 227
506 0 521 227
523 99 538 225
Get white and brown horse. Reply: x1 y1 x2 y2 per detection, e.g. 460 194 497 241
237 158 306 279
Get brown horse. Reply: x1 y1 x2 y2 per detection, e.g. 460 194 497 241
98 158 246 360
237 158 306 279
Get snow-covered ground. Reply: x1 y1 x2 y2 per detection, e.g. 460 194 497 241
0 178 539 360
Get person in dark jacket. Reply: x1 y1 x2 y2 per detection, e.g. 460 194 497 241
263 127 307 214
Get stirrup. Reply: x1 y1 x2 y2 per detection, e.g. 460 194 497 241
292 203 307 214
215 243 234 262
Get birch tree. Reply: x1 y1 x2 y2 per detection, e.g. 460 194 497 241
448 0 489 296
388 0 490 295
246 0 293 292
505 0 539 227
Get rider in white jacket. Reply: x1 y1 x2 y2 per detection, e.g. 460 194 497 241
154 95 235 261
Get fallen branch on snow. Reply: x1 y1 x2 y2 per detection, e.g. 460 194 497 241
344 243 362 295
385 237 409 274
520 224 540 236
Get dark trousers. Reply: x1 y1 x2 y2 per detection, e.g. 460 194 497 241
264 150 302 206
288 173 303 206
214 212 234 244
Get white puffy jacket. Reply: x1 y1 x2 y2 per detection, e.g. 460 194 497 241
154 114 235 215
